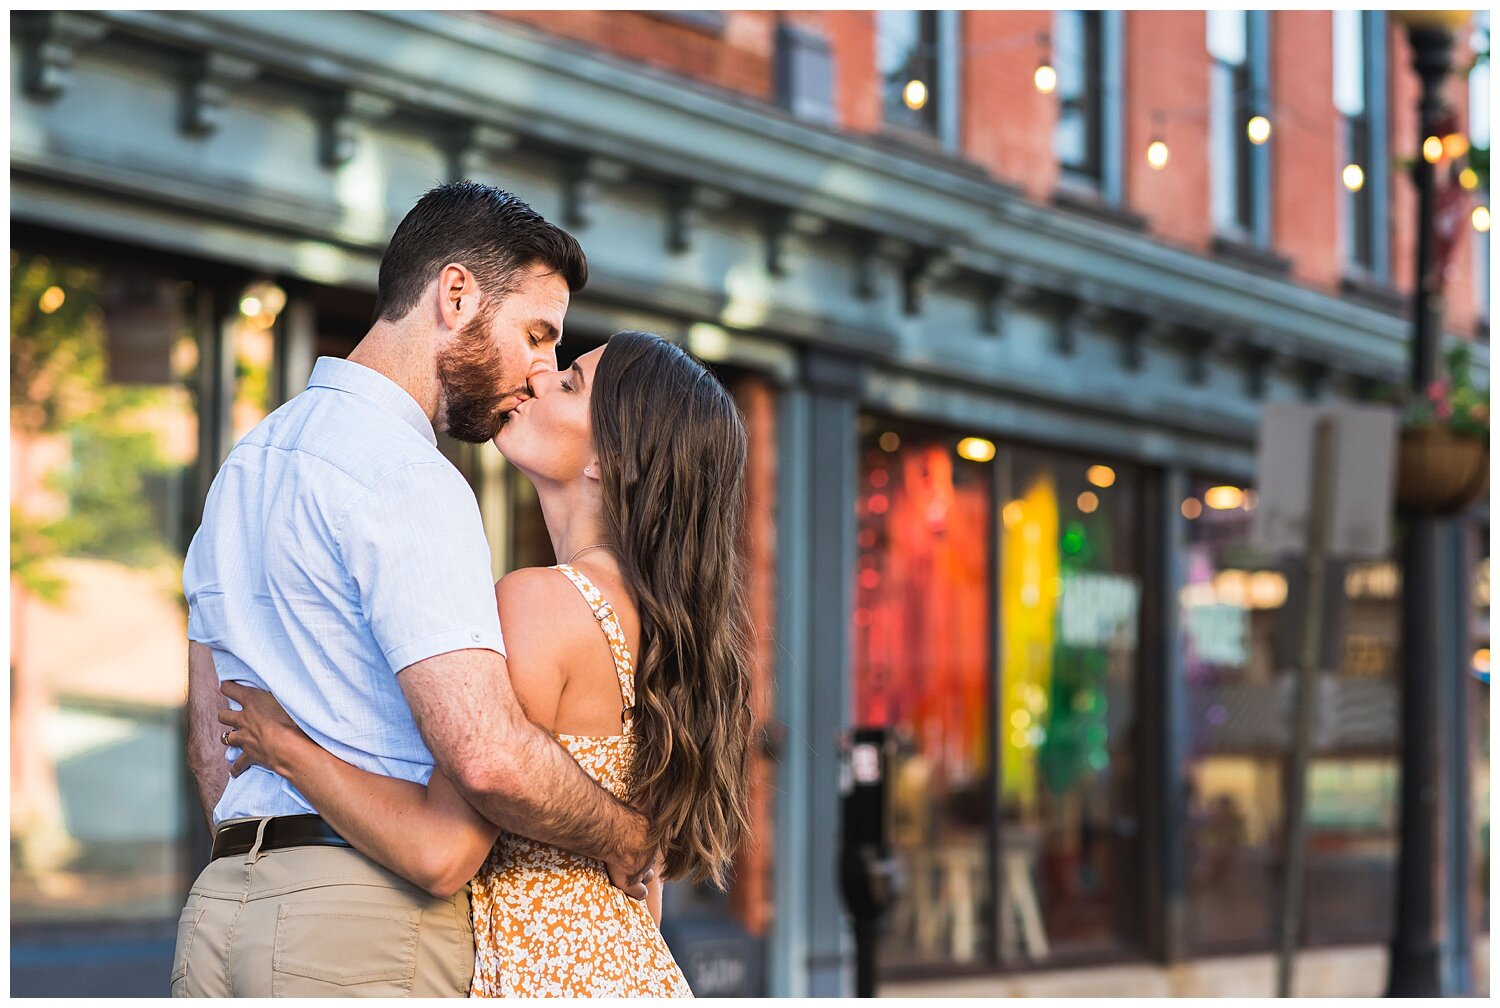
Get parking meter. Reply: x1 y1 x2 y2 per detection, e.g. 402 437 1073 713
838 727 900 996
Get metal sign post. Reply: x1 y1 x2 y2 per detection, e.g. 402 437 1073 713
1251 404 1397 998
1274 416 1333 999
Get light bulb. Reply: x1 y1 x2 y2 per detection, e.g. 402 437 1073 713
1442 133 1469 160
1342 164 1365 191
1247 115 1272 145
1034 63 1057 94
1147 139 1170 169
903 79 928 111
1423 135 1444 163
1474 205 1491 233
1460 167 1480 190
956 437 996 463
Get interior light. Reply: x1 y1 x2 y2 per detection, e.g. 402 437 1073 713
956 436 996 463
240 296 263 317
1442 133 1470 160
1077 491 1099 514
1460 167 1480 190
903 79 928 110
38 286 65 315
1205 485 1245 510
1423 135 1444 163
1475 648 1491 673
1086 464 1116 488
878 431 901 453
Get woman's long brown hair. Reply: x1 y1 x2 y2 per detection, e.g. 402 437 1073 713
590 330 752 887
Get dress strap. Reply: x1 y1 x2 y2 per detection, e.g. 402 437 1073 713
551 564 636 730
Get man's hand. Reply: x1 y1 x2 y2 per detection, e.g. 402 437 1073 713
607 847 659 901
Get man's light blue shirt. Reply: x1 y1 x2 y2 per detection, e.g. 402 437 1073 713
184 357 506 824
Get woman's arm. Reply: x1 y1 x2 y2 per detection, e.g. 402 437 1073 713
219 682 497 898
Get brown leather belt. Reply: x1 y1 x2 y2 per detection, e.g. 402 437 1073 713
211 814 351 860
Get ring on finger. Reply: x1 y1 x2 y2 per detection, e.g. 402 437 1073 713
221 728 236 746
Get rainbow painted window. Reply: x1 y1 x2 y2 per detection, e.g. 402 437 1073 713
854 420 993 968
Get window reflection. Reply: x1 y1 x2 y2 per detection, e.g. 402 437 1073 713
11 251 199 922
1181 478 1399 951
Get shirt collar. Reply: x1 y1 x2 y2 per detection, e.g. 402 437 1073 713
305 357 437 447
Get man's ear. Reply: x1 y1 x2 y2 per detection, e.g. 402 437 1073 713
436 263 478 333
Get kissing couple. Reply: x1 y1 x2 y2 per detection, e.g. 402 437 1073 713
172 181 752 997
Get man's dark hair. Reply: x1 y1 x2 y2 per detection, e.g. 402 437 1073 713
372 180 588 323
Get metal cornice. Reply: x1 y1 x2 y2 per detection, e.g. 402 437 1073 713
73 9 1489 386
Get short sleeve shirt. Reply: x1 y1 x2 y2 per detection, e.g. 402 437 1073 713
183 357 505 823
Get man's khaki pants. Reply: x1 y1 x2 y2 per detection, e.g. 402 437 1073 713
171 819 474 997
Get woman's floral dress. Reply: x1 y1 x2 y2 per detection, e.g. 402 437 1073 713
468 564 693 998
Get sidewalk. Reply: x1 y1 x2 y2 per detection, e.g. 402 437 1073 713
881 935 1490 998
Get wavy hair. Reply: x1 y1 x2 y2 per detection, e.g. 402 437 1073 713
590 330 752 887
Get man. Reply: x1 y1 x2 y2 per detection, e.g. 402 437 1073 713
174 182 653 997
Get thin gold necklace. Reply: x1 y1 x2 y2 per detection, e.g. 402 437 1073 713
565 542 615 565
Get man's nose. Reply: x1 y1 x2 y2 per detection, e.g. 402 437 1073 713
525 356 554 386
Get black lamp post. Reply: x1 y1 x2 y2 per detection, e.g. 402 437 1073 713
1385 10 1468 999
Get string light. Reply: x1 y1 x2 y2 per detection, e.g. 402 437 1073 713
1474 206 1491 233
1460 167 1480 190
1342 164 1365 192
903 79 928 111
1246 115 1272 145
1034 62 1057 94
1423 135 1444 163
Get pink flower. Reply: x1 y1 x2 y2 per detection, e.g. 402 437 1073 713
1426 379 1451 403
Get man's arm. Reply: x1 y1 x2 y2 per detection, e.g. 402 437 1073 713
398 648 652 881
186 641 229 828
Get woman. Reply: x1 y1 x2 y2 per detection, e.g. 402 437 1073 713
217 331 752 997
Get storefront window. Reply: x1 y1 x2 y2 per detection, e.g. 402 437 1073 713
854 419 993 968
853 419 1146 971
997 448 1143 965
1181 478 1399 951
11 250 200 923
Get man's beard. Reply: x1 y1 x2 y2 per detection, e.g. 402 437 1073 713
435 311 527 444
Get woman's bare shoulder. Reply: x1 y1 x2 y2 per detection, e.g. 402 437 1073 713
495 566 591 634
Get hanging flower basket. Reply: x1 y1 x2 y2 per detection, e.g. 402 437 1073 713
1395 424 1489 515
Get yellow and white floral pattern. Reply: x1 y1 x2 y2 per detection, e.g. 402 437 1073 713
468 565 692 998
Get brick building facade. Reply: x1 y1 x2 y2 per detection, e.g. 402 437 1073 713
492 10 1487 332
